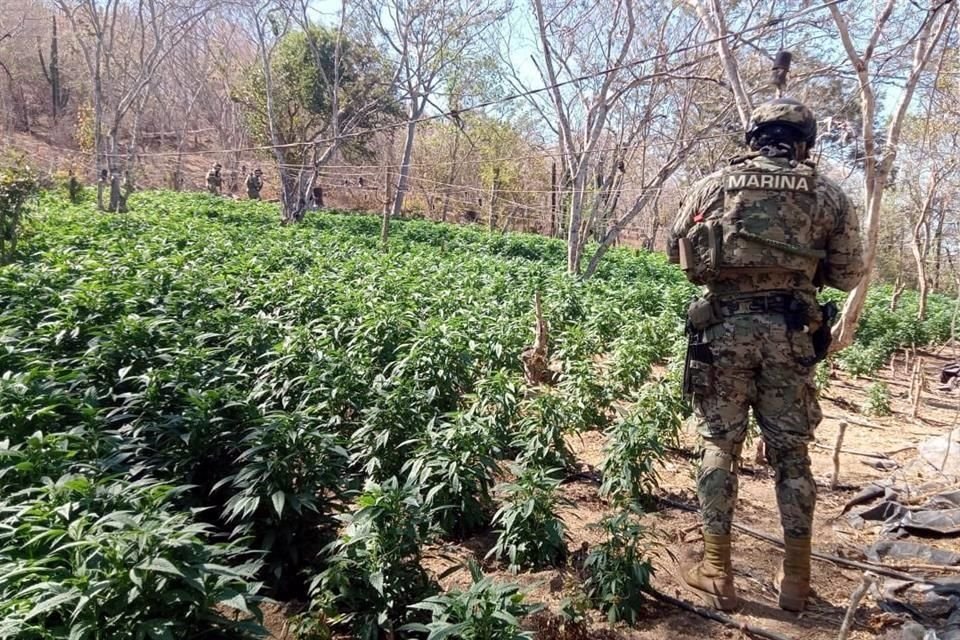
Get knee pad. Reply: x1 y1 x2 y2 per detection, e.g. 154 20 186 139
701 441 744 474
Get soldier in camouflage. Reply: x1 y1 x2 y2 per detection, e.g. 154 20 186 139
667 97 863 612
206 163 223 195
245 168 263 200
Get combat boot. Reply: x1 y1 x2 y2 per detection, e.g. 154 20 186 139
775 536 811 612
682 533 738 611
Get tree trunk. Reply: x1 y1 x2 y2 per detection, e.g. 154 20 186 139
389 106 420 221
108 172 125 213
380 164 393 247
440 129 462 223
933 211 946 292
550 161 558 237
487 166 500 232
566 165 588 275
911 185 936 321
890 276 906 312
689 0 752 127
0 60 30 132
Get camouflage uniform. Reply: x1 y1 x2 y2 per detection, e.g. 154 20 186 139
668 98 865 612
668 153 863 540
245 171 263 200
206 164 223 195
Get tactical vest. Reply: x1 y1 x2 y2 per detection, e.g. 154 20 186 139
678 157 825 286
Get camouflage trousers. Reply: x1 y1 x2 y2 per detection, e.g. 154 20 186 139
689 312 822 539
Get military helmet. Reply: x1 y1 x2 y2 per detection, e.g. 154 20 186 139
745 97 817 147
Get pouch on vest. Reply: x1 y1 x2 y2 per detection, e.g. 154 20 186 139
687 297 722 331
680 220 724 285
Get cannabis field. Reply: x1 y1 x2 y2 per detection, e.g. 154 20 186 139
1 191 956 640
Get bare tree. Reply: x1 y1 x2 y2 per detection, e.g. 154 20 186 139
240 0 397 223
55 0 215 205
684 0 752 127
0 15 30 132
899 55 960 320
360 0 507 245
524 0 739 275
826 0 958 348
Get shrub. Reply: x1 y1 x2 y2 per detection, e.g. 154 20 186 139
311 477 436 639
0 429 104 493
215 412 348 595
865 381 892 417
581 506 655 624
600 403 665 507
815 359 832 392
0 154 39 263
0 475 264 639
404 413 500 538
467 370 523 452
513 390 577 472
405 560 542 640
836 343 887 377
488 465 569 572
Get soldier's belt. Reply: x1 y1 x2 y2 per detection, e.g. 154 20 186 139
714 292 795 316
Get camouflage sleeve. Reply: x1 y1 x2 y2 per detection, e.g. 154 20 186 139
820 179 864 292
666 173 724 264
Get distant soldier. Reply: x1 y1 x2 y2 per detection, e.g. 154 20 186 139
67 169 82 203
108 168 126 213
245 168 263 200
206 163 223 195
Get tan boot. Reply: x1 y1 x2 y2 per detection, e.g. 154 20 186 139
775 536 811 612
682 533 738 611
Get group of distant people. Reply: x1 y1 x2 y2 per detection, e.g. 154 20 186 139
206 163 263 200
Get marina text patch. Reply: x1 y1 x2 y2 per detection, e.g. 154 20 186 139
724 173 812 192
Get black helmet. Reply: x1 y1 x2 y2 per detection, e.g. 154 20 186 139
745 97 817 147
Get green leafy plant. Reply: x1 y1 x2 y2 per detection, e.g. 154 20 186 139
310 476 436 640
215 412 348 596
404 413 500 538
836 343 888 378
513 390 577 471
404 560 542 640
467 370 523 451
815 359 832 392
0 154 39 263
0 475 264 639
0 428 103 493
488 465 569 572
865 381 892 417
599 401 665 507
581 506 654 624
